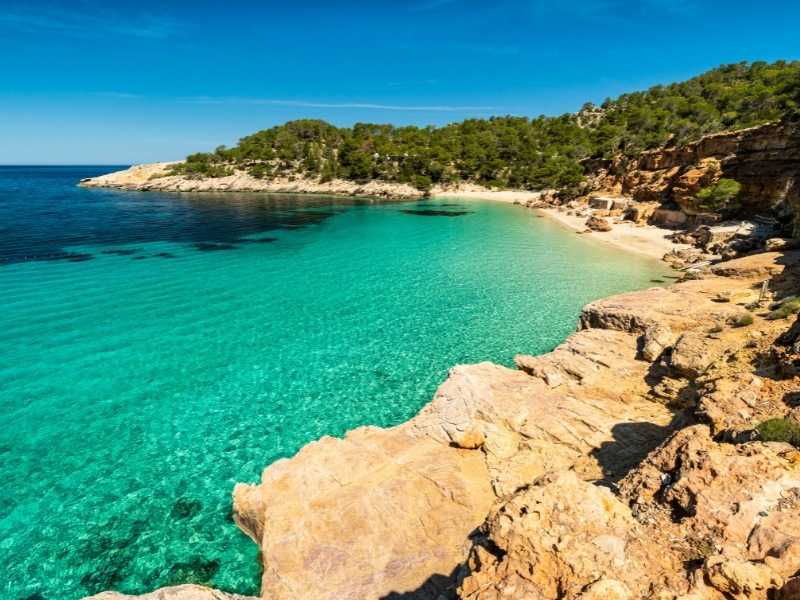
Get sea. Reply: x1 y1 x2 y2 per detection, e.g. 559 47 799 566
0 166 673 599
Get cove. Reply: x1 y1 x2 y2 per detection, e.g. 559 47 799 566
0 167 672 599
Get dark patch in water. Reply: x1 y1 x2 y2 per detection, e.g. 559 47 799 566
170 497 202 520
154 252 176 258
101 249 138 256
664 275 681 279
22 593 47 600
132 255 147 260
162 557 221 587
0 167 368 264
235 237 278 244
650 279 666 283
31 252 95 263
401 210 473 217
416 203 464 208
190 243 238 251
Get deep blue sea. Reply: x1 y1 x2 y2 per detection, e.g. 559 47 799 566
0 166 673 599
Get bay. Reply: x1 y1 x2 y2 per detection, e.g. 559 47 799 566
0 166 671 599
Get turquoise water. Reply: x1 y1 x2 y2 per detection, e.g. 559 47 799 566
0 168 672 599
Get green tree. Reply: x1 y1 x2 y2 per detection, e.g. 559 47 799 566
694 178 743 212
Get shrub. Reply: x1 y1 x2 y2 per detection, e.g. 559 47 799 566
759 418 800 447
767 296 800 320
735 314 754 327
412 174 433 193
694 178 743 212
708 324 724 334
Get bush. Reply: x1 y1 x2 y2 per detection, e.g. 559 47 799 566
767 296 800 320
759 418 800 447
708 324 724 333
412 174 432 193
694 178 743 212
735 314 754 327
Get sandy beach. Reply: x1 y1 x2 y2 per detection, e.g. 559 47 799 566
430 188 538 204
535 207 689 261
434 189 687 261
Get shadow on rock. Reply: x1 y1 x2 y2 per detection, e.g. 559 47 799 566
379 564 465 600
590 417 684 483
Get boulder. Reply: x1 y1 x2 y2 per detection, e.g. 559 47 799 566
458 471 651 599
641 322 679 362
586 214 612 231
766 238 799 252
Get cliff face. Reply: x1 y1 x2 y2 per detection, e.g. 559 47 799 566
581 120 800 225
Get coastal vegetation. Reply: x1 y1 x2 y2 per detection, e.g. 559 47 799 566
758 417 800 446
168 60 800 191
693 178 743 212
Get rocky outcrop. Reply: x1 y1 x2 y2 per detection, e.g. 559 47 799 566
233 354 678 599
84 585 258 600
226 251 800 600
78 163 429 199
84 252 800 600
459 420 800 600
581 120 800 231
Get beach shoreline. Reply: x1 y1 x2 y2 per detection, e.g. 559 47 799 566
80 164 685 262
432 189 686 261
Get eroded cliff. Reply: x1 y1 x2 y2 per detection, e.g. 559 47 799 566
580 120 800 228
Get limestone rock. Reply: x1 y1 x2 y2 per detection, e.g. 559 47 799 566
704 556 783 600
234 349 678 598
458 471 649 599
620 425 800 550
233 423 495 600
766 237 800 252
642 322 679 362
579 120 800 237
83 586 258 600
695 374 762 438
586 214 612 231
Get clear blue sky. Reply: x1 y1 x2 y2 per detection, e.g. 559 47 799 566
2 0 799 164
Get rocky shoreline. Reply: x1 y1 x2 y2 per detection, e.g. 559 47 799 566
77 162 529 201
79 124 800 599
87 249 800 600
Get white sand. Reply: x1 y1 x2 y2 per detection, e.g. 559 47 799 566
431 189 538 204
434 189 687 261
536 208 689 261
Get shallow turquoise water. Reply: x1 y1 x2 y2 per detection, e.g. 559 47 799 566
0 168 672 599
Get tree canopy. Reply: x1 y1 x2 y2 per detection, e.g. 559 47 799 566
170 60 800 191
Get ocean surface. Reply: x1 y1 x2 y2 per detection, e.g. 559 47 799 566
0 166 673 599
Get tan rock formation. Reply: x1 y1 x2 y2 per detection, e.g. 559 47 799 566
458 471 662 600
581 120 800 232
585 214 612 231
84 585 258 600
79 163 428 199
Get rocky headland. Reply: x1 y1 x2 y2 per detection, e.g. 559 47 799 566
89 248 800 600
77 163 538 202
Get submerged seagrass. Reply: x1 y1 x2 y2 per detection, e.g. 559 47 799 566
0 166 671 600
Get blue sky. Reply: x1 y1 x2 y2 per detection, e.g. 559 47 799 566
2 0 799 164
